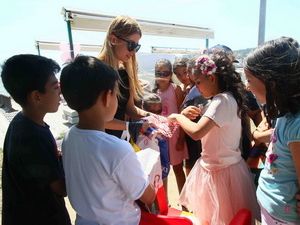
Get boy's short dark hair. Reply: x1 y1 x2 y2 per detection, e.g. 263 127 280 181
1 54 60 107
60 55 119 112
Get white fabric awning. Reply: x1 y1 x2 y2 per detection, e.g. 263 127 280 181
36 40 102 52
62 8 214 39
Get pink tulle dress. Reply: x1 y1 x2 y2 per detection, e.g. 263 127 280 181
179 93 260 225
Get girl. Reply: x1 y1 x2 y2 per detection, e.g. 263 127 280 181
173 57 191 96
153 59 188 198
169 50 260 225
244 37 300 225
98 15 150 138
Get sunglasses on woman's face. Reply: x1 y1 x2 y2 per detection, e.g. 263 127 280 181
117 36 141 52
155 71 172 77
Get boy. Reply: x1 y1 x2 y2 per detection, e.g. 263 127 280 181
60 56 155 225
1 54 71 225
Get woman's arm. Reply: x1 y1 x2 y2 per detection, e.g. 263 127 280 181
169 113 216 140
126 93 149 120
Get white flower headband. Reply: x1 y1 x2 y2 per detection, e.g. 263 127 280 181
194 55 217 75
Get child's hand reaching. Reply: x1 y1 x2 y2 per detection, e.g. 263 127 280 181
181 106 201 120
168 113 179 122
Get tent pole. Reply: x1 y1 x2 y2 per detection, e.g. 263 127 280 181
65 11 75 59
35 41 41 56
205 38 209 48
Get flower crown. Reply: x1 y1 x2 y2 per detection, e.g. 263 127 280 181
194 55 217 75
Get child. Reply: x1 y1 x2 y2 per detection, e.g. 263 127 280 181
153 58 188 197
142 93 170 193
60 55 155 225
181 57 208 176
173 57 191 96
244 37 300 224
1 54 71 225
169 50 260 225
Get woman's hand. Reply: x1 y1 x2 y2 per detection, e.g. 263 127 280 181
181 106 201 120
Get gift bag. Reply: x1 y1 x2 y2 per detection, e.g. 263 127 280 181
136 148 163 192
136 135 160 152
136 134 170 179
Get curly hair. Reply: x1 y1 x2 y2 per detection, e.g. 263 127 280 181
244 37 300 119
204 49 248 118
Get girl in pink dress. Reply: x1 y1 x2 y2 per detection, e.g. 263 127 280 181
168 50 260 225
153 59 188 199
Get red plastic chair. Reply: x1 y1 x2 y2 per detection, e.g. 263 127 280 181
229 208 252 225
156 186 183 216
140 211 193 225
139 186 193 225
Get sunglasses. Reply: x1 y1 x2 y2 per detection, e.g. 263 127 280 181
117 36 141 52
155 71 172 77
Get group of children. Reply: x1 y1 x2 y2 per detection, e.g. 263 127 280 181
2 34 300 225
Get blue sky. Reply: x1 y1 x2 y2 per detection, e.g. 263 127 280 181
1 0 300 64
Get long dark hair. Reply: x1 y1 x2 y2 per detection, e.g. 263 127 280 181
194 50 250 158
244 37 300 121
210 50 248 117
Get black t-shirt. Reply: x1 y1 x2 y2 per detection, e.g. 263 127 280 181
2 112 71 225
106 69 130 138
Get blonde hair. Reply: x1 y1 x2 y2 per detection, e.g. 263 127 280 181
98 15 143 100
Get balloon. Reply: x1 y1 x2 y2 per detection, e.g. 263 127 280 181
59 43 81 63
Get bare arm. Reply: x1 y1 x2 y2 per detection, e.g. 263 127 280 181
169 113 217 140
252 128 274 144
126 93 149 120
252 118 273 144
139 184 156 205
50 178 67 197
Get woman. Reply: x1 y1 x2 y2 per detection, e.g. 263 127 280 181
98 15 150 138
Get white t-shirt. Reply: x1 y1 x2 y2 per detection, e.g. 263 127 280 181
200 92 242 170
62 126 149 225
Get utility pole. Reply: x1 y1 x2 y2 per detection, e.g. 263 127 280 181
258 0 267 46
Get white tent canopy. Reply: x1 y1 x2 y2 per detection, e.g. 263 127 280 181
35 40 202 55
61 7 214 39
36 40 102 52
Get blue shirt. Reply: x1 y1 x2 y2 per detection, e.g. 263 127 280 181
257 112 300 222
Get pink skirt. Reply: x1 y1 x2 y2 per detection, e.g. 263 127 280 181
179 159 260 225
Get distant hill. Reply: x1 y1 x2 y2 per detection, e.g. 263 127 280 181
233 48 255 67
